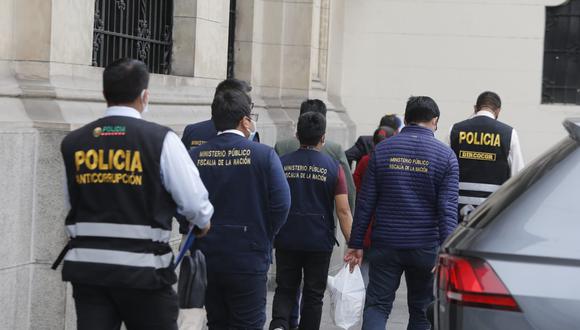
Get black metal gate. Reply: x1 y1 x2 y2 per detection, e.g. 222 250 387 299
227 0 237 78
543 0 580 104
92 0 173 74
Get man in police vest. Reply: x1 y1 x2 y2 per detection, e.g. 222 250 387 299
58 58 214 330
181 78 259 149
450 91 524 221
270 112 353 330
189 85 291 329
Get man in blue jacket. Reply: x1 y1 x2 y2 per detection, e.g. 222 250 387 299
189 85 291 329
269 112 352 330
181 78 259 150
345 96 459 330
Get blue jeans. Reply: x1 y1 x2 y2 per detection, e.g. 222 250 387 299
362 246 437 330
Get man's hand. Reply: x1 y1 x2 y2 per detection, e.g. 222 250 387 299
193 222 211 238
344 248 363 273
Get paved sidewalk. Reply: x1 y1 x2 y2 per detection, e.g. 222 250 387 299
265 280 409 330
188 280 410 330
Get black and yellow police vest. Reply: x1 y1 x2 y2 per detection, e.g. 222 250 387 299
450 115 512 221
59 116 177 289
275 148 339 251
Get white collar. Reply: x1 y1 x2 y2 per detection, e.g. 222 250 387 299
105 106 142 119
474 110 496 120
218 129 246 137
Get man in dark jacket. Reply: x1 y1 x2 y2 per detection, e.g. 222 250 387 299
345 96 459 330
275 99 355 212
189 85 291 329
269 112 352 330
181 78 259 150
345 114 401 168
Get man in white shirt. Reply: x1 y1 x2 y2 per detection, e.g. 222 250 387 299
449 91 524 221
57 58 213 330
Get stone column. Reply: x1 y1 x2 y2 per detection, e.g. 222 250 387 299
173 0 230 79
0 0 96 328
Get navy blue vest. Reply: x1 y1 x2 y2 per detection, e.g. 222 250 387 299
182 119 260 150
182 120 217 150
189 133 279 274
276 149 339 251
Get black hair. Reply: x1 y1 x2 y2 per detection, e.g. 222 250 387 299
404 96 440 124
103 58 149 104
299 99 327 117
476 91 501 111
211 88 252 131
215 78 252 96
379 114 401 131
297 112 326 146
373 126 395 145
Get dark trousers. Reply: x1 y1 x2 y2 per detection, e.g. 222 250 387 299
362 246 438 330
270 249 332 330
72 283 178 330
205 272 267 330
289 290 301 328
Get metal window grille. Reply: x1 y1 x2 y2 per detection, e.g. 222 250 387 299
92 0 173 74
542 0 580 104
227 0 237 78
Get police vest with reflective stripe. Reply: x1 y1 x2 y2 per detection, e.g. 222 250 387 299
275 148 339 251
60 116 177 289
450 115 512 219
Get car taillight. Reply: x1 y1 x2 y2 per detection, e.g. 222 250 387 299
437 254 520 312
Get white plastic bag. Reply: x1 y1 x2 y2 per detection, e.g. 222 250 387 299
327 264 366 329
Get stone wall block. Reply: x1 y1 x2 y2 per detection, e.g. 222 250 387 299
0 0 14 60
12 0 52 61
259 44 283 87
174 0 198 18
31 130 69 263
51 0 94 65
194 19 228 79
259 0 283 44
281 45 311 90
29 265 67 330
0 130 36 268
0 266 32 329
172 17 197 77
282 1 313 47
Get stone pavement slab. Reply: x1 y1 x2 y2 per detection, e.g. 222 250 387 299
190 280 410 329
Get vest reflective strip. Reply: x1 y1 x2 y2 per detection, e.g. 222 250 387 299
458 196 487 206
66 223 172 243
64 248 173 269
459 182 501 193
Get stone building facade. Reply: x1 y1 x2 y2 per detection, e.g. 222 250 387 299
1 0 578 328
0 0 354 328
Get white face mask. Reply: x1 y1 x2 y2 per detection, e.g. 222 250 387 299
140 89 149 113
248 119 257 141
